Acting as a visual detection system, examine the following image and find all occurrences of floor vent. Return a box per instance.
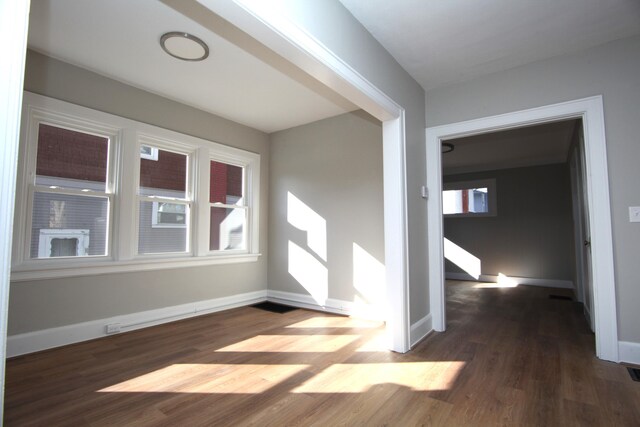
[252,301,299,314]
[549,294,572,301]
[628,367,640,382]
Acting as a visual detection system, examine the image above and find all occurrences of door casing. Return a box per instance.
[426,96,618,362]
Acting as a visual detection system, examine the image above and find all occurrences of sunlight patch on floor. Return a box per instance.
[292,361,466,393]
[473,273,519,288]
[355,332,388,352]
[285,316,383,329]
[215,334,360,352]
[98,363,308,394]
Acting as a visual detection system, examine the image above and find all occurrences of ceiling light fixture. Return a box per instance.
[442,142,455,154]
[160,32,209,62]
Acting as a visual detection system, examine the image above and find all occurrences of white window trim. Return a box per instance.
[11,92,261,282]
[443,178,497,218]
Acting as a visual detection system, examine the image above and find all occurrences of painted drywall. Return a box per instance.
[268,0,428,324]
[8,51,270,335]
[269,111,384,312]
[426,35,640,343]
[444,164,575,282]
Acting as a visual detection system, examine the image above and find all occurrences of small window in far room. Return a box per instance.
[443,179,496,217]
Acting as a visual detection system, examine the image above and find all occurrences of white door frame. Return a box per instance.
[183,0,411,352]
[426,96,619,362]
[0,0,31,419]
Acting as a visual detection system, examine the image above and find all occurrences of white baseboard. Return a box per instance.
[267,290,350,315]
[266,290,384,321]
[445,272,574,289]
[410,314,433,348]
[619,341,640,365]
[7,290,267,357]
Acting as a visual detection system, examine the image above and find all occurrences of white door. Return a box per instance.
[573,126,595,331]
[570,149,586,304]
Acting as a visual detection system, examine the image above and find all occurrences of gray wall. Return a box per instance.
[269,111,384,307]
[426,35,640,343]
[8,51,270,335]
[444,164,575,281]
[275,0,428,324]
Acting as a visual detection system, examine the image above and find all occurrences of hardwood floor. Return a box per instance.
[5,281,639,426]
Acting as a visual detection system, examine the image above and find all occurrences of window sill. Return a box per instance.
[10,253,261,282]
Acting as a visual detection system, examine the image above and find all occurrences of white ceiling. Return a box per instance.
[339,0,640,91]
[27,0,356,133]
[442,120,579,175]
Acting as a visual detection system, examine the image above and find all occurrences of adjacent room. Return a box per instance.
[441,120,598,330]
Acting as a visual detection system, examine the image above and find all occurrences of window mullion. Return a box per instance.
[195,147,210,256]
[115,128,138,261]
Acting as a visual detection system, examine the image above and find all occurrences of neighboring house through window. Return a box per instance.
[137,144,191,254]
[209,160,246,251]
[11,92,261,280]
[443,179,497,217]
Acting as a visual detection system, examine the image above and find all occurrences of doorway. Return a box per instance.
[438,118,594,330]
[426,96,619,362]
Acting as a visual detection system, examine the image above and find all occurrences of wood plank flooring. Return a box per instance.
[5,281,640,426]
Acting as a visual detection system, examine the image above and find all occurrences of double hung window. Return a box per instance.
[12,92,260,280]
[31,123,113,259]
[443,179,497,217]
[138,143,191,254]
[209,160,246,252]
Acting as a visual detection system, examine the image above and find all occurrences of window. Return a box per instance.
[209,160,246,251]
[443,179,496,217]
[137,144,191,254]
[30,123,113,259]
[12,92,261,280]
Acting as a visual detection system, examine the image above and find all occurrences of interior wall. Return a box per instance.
[426,35,640,343]
[8,51,270,335]
[268,111,384,311]
[269,0,428,325]
[444,163,575,282]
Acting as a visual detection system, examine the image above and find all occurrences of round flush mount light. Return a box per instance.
[160,32,209,62]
